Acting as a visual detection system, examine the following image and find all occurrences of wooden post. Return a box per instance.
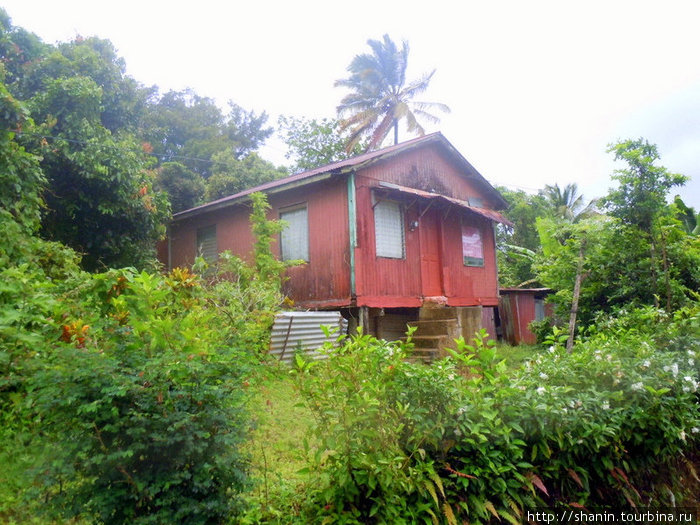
[359,306,369,334]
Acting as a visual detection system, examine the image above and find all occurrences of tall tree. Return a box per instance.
[154,162,205,213]
[335,34,450,152]
[540,183,585,221]
[604,139,687,232]
[28,75,169,271]
[278,115,365,172]
[603,139,688,309]
[141,90,272,177]
[204,152,287,201]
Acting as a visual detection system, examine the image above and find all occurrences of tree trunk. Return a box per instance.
[658,226,672,311]
[393,119,399,145]
[649,234,660,308]
[566,240,586,353]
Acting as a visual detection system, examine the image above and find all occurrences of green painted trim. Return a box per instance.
[347,171,357,295]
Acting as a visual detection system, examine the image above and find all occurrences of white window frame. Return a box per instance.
[280,204,309,262]
[374,199,405,259]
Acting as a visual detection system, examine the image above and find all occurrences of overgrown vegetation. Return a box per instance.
[289,311,699,524]
[1,9,699,524]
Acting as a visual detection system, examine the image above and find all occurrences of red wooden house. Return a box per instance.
[162,133,511,359]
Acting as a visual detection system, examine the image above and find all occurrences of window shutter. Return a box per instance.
[280,206,309,261]
[374,200,404,259]
[196,225,217,263]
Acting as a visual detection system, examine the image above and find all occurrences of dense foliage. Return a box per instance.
[277,115,366,173]
[0,117,286,524]
[294,310,699,523]
[0,10,288,269]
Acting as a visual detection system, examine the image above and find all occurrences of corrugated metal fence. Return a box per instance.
[269,311,348,363]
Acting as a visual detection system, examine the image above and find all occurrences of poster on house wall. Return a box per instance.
[462,225,484,266]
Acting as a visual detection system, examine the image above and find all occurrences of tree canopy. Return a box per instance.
[278,115,366,172]
[0,9,285,268]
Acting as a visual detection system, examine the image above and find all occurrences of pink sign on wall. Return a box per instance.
[462,225,484,266]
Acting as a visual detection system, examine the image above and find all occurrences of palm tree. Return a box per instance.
[335,34,450,152]
[540,183,596,222]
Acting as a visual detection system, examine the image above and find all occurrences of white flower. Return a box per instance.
[457,406,467,415]
[671,363,679,377]
[682,376,698,393]
[691,427,700,434]
[689,358,695,366]
[448,373,455,381]
[601,401,610,410]
[537,387,546,394]
[642,360,651,368]
[631,382,644,391]
[548,346,555,354]
[595,355,602,361]
[680,430,686,442]
[454,428,462,437]
[539,372,549,380]
[688,350,696,357]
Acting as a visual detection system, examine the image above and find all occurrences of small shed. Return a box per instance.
[498,288,553,345]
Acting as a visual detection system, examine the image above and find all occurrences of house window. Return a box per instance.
[535,298,545,321]
[462,224,484,267]
[374,199,405,259]
[280,205,309,261]
[196,225,217,263]
[469,197,483,208]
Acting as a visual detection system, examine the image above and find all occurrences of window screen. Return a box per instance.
[462,225,484,267]
[535,298,545,321]
[374,200,405,259]
[280,206,309,261]
[196,225,217,263]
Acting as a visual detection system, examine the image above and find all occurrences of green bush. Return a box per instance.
[23,268,252,524]
[294,327,462,523]
[294,312,699,524]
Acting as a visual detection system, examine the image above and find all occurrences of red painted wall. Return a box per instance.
[164,142,502,310]
[353,146,500,308]
[166,178,351,308]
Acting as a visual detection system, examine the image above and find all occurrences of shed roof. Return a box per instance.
[499,287,553,294]
[172,132,508,222]
[374,181,513,226]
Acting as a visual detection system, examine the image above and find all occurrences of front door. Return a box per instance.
[419,208,443,297]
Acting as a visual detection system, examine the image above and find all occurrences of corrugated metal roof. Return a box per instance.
[269,311,347,363]
[499,287,553,293]
[376,181,514,226]
[172,132,509,222]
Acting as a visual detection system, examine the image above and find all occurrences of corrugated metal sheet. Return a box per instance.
[269,311,347,363]
[376,181,513,226]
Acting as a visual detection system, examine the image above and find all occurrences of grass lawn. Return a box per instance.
[241,365,316,523]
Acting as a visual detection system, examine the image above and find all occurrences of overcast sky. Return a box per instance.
[3,0,699,208]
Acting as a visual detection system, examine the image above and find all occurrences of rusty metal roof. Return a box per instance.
[499,287,552,293]
[375,181,514,226]
[172,132,509,222]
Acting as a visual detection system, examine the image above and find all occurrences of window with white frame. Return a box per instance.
[196,225,217,263]
[374,199,405,259]
[280,205,309,261]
